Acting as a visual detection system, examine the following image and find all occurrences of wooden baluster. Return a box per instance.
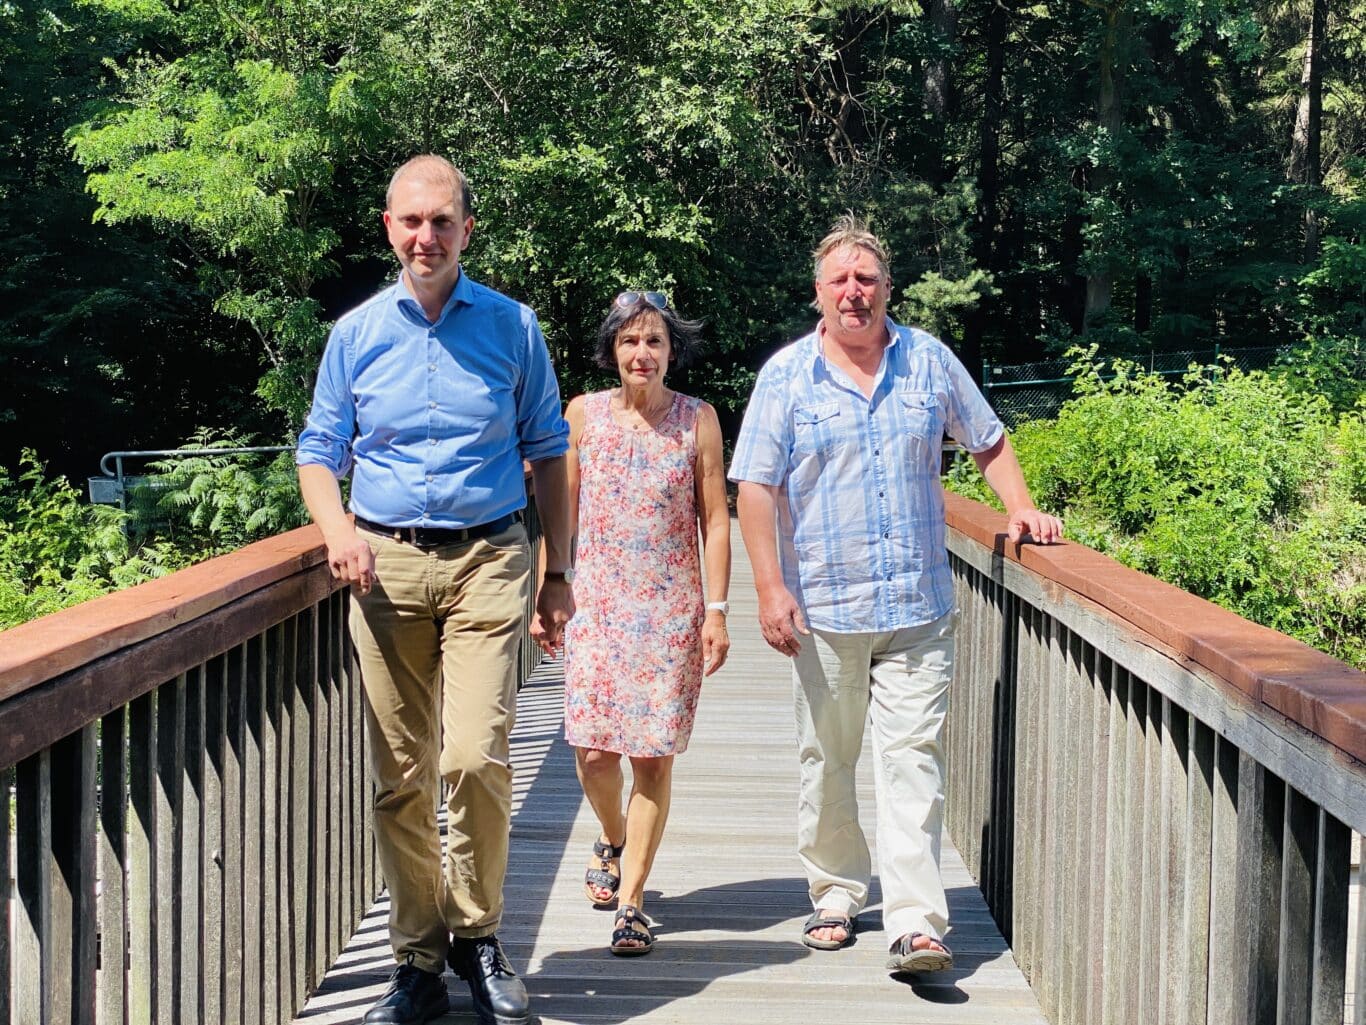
[1,766,11,1025]
[14,748,52,1024]
[241,635,265,1025]
[98,708,129,1025]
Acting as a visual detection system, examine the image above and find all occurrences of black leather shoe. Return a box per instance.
[363,959,449,1024]
[448,934,530,1025]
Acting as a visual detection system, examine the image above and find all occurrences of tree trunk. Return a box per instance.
[1289,0,1328,261]
[961,0,1007,380]
[924,0,958,122]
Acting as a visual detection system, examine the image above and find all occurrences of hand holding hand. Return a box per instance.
[534,577,575,655]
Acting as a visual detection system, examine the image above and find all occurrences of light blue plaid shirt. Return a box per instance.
[729,320,1003,633]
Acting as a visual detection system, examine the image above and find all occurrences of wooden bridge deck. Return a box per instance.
[291,550,1045,1025]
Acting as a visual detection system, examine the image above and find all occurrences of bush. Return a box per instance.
[949,355,1366,668]
[0,451,186,629]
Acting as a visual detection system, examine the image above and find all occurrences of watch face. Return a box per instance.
[561,567,576,584]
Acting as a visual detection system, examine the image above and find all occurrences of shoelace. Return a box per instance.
[472,938,514,977]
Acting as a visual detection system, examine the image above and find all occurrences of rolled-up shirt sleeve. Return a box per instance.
[295,325,356,478]
[515,309,570,462]
[941,348,1004,454]
[729,365,791,486]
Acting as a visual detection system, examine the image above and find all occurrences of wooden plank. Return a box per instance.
[14,749,52,1024]
[1238,755,1284,1025]
[262,622,285,1025]
[1207,736,1241,1025]
[1138,684,1161,1025]
[1,766,11,1025]
[1160,698,1190,1025]
[199,657,223,1025]
[0,565,338,771]
[50,723,98,1025]
[154,676,185,1025]
[1278,786,1318,1025]
[241,636,265,1025]
[97,707,128,1025]
[1179,718,1214,1025]
[181,665,207,1025]
[1083,648,1109,1025]
[1060,628,1085,1025]
[0,525,330,704]
[222,646,246,1025]
[292,607,317,1006]
[127,692,158,1024]
[1310,810,1349,1025]
[1037,613,1061,1015]
[1100,667,1132,1025]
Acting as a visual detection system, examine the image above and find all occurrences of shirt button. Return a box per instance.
[874,448,881,456]
[883,532,890,539]
[428,438,436,446]
[428,363,436,372]
[426,474,434,482]
[878,492,885,498]
[429,401,437,409]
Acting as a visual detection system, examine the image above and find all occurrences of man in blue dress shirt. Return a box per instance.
[297,155,575,1025]
[730,215,1062,977]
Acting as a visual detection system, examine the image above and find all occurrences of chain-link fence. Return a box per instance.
[982,345,1293,428]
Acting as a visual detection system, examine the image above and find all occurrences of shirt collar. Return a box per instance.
[806,316,904,374]
[393,268,477,324]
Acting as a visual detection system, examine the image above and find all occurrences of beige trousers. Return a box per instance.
[791,611,956,944]
[351,522,530,973]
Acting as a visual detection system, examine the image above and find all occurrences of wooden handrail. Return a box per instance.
[944,492,1366,765]
[0,525,330,704]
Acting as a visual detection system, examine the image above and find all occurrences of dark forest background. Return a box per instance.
[2,0,1362,483]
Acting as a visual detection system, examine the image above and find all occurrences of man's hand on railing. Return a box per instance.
[324,526,377,595]
[1005,507,1064,546]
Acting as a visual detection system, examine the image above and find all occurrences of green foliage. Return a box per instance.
[0,452,185,628]
[948,360,1366,667]
[142,430,309,551]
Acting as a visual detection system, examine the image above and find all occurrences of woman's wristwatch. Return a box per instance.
[545,567,575,583]
[705,601,729,615]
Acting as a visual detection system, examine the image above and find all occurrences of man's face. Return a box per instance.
[383,176,473,293]
[814,245,891,340]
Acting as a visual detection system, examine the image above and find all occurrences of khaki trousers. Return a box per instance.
[791,611,956,944]
[351,522,530,973]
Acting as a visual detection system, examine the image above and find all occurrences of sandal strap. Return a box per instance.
[899,932,950,955]
[803,910,853,935]
[585,868,621,891]
[612,905,652,943]
[592,838,625,859]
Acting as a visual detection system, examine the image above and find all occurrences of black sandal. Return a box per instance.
[610,904,654,956]
[886,931,953,973]
[801,909,855,950]
[583,837,624,908]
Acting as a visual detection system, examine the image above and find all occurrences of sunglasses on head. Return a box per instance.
[613,291,670,312]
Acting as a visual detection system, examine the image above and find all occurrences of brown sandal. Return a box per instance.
[886,932,953,973]
[583,837,624,908]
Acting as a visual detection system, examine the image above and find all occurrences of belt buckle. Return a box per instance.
[401,526,421,546]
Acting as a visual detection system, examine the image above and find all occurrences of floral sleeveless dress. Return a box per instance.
[564,390,705,756]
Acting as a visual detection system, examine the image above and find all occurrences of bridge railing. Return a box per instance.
[0,501,542,1025]
[943,492,1364,1025]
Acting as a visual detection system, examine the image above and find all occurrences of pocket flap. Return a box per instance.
[794,402,840,426]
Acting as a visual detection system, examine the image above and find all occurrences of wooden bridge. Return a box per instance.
[1,494,1362,1024]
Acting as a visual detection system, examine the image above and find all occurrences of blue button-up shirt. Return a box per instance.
[729,320,1003,633]
[296,272,569,528]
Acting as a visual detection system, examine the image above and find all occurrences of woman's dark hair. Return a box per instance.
[594,298,704,372]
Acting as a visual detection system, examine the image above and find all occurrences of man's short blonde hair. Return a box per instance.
[811,214,891,281]
[386,155,473,219]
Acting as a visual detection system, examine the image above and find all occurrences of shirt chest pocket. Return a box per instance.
[899,391,943,447]
[792,401,843,455]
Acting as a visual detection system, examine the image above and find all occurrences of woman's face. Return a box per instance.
[614,310,671,388]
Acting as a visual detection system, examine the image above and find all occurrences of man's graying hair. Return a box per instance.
[811,214,891,281]
[386,155,474,219]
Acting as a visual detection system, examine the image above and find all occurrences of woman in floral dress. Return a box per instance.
[534,291,731,955]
